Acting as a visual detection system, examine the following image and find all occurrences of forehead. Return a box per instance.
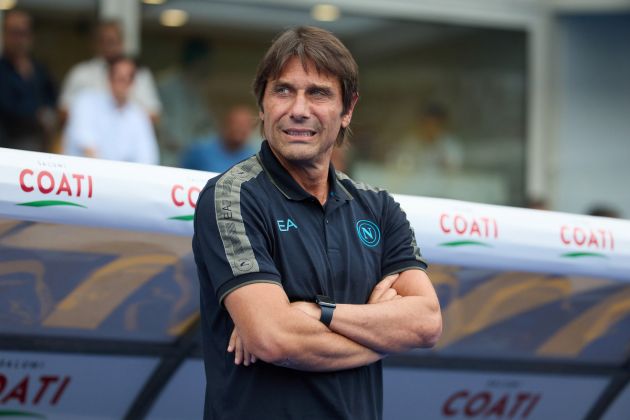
[272,56,340,89]
[111,61,135,76]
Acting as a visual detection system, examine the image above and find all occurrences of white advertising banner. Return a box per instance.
[383,367,609,420]
[1,148,629,280]
[0,350,157,420]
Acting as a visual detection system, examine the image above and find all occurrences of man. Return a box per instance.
[181,105,256,173]
[0,9,57,152]
[59,20,161,122]
[63,57,159,165]
[193,26,442,420]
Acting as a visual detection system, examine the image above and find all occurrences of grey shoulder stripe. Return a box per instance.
[335,170,381,193]
[215,156,264,277]
[409,226,424,262]
[393,193,423,262]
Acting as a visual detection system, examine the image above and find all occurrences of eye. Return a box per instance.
[310,88,330,97]
[274,86,291,95]
[308,87,333,101]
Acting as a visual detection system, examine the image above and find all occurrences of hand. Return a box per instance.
[227,327,256,366]
[368,274,403,304]
[290,301,320,320]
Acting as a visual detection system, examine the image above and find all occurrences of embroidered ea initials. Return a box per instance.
[277,218,298,232]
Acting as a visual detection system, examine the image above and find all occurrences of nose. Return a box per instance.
[290,92,310,121]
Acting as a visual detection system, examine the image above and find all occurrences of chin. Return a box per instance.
[281,148,320,163]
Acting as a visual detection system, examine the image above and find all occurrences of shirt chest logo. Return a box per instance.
[356,219,381,247]
[277,218,298,232]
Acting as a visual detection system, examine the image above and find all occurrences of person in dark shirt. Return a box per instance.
[0,9,57,152]
[192,26,442,419]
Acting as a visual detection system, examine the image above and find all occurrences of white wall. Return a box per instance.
[551,14,630,217]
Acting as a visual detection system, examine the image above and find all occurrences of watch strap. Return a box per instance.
[319,304,334,327]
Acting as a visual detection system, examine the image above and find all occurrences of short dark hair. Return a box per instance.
[253,26,359,145]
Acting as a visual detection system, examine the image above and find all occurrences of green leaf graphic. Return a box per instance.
[0,409,46,418]
[17,200,86,208]
[561,252,607,259]
[169,215,194,221]
[439,240,492,248]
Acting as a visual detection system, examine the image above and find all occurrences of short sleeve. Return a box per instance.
[193,177,281,306]
[381,193,427,276]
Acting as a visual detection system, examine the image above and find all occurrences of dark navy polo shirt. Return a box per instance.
[193,140,427,420]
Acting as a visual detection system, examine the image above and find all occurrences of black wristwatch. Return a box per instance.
[315,295,336,327]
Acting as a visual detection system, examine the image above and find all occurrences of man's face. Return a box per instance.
[3,12,32,57]
[97,25,123,62]
[109,60,135,105]
[260,56,355,165]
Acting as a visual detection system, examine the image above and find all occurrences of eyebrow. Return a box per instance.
[272,80,335,94]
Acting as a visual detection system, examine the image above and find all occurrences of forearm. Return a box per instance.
[331,296,441,354]
[227,286,385,371]
[257,307,384,371]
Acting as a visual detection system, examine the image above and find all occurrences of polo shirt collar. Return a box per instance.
[257,140,353,203]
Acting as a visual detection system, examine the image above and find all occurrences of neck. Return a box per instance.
[112,95,127,108]
[271,148,332,205]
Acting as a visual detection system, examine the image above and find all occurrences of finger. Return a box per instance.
[368,279,392,303]
[227,328,237,352]
[380,274,400,288]
[251,355,257,364]
[379,288,398,302]
[395,294,403,299]
[243,345,251,367]
[234,333,243,365]
[369,274,400,303]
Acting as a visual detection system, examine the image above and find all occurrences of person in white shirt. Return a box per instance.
[59,20,161,122]
[63,57,159,165]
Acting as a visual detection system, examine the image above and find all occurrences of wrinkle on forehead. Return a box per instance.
[268,53,334,82]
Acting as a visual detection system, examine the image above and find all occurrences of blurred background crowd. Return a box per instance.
[0,0,628,218]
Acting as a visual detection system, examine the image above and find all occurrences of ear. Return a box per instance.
[341,93,359,128]
[259,109,264,121]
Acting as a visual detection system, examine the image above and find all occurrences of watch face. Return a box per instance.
[316,295,335,307]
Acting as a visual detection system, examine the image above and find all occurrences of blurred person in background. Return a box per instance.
[587,204,621,219]
[63,56,158,165]
[59,20,161,123]
[180,105,256,173]
[525,196,548,211]
[0,9,57,152]
[388,102,463,174]
[158,38,217,167]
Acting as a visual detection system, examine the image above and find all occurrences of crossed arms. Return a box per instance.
[223,268,442,371]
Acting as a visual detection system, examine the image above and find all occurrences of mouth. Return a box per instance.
[282,128,317,138]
